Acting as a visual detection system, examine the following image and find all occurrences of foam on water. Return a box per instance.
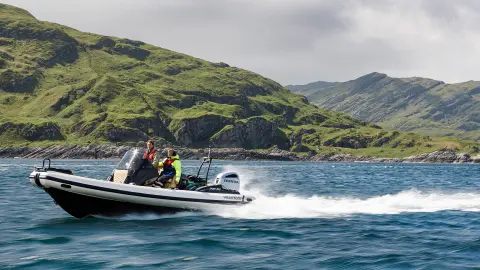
[211,190,480,219]
[209,165,480,219]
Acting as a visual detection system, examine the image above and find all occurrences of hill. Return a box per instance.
[287,73,480,142]
[0,4,478,158]
[285,81,339,97]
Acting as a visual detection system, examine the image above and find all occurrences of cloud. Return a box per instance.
[1,0,479,84]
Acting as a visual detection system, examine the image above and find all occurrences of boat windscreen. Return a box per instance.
[116,148,145,171]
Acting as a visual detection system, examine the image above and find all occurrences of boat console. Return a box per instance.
[109,149,158,186]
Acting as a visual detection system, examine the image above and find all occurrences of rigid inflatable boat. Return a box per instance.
[29,149,254,218]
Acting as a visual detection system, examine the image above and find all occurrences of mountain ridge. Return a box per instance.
[286,80,339,97]
[287,72,480,141]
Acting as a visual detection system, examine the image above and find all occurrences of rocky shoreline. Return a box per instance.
[0,145,479,163]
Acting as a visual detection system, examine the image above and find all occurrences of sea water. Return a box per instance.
[0,159,479,269]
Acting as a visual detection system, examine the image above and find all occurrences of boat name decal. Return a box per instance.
[223,179,239,183]
[223,196,242,200]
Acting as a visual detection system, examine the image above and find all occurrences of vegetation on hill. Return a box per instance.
[286,81,339,97]
[0,4,478,157]
[287,72,480,142]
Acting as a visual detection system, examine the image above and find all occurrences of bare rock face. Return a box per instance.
[0,121,63,140]
[211,117,290,149]
[0,69,40,93]
[454,153,471,163]
[173,115,233,146]
[402,150,473,163]
[403,149,467,163]
[113,43,150,61]
[121,116,174,142]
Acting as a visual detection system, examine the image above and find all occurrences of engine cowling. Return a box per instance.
[214,172,240,192]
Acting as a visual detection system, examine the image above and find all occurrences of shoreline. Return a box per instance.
[0,145,479,164]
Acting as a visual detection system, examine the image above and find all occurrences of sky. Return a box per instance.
[1,0,480,85]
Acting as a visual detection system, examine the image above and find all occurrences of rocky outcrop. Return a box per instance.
[93,37,116,49]
[311,154,374,162]
[309,149,475,163]
[211,117,290,149]
[288,128,317,152]
[0,122,63,140]
[172,115,233,146]
[211,62,229,68]
[401,149,471,163]
[43,42,79,67]
[121,116,175,142]
[113,43,150,61]
[0,69,40,93]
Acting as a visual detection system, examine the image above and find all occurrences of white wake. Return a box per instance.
[208,165,480,219]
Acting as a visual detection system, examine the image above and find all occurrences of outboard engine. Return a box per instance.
[195,171,241,193]
[214,172,240,192]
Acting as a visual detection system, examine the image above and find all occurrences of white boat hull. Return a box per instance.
[29,171,253,218]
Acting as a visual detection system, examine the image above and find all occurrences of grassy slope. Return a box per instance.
[0,4,478,157]
[285,81,339,97]
[288,73,480,142]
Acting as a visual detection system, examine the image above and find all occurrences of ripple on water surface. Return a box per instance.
[0,159,479,269]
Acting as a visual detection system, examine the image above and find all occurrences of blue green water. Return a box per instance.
[1,159,479,269]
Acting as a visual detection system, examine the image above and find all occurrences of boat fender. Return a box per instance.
[34,173,43,187]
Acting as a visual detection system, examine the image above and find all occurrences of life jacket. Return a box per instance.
[162,157,178,177]
[143,148,157,161]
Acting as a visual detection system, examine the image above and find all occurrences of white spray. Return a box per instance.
[210,165,480,220]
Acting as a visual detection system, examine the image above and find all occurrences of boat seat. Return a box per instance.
[113,170,128,184]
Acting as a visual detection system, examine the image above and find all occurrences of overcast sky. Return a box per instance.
[1,0,480,85]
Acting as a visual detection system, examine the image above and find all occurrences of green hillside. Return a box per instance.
[0,4,478,157]
[286,81,339,97]
[288,72,480,142]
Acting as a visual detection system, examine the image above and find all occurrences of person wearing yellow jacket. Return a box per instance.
[156,148,181,188]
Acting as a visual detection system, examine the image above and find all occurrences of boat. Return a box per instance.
[28,148,255,218]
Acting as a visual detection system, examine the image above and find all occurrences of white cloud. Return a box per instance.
[1,0,479,84]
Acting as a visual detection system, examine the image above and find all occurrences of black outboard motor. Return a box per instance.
[111,148,158,185]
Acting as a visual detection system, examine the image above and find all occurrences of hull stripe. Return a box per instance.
[44,175,243,205]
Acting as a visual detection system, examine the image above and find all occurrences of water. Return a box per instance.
[1,159,479,269]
